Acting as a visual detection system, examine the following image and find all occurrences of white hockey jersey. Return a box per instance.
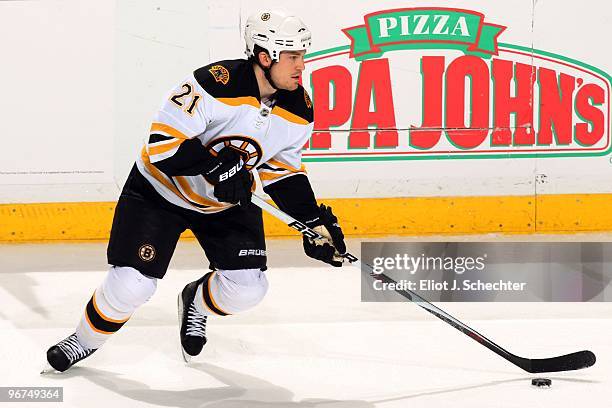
[136,59,314,214]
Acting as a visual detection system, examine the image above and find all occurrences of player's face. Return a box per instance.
[270,50,306,91]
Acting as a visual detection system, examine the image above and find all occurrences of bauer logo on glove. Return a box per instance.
[203,147,253,206]
[218,160,244,182]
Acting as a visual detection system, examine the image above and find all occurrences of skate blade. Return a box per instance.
[181,348,192,363]
[40,363,55,375]
[177,293,191,363]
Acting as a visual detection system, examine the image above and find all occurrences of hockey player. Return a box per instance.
[45,9,346,372]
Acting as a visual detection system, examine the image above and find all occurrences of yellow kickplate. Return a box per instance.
[1,193,611,242]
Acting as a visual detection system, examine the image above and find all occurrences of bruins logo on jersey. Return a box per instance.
[261,13,270,21]
[206,136,263,171]
[304,90,312,109]
[209,65,230,85]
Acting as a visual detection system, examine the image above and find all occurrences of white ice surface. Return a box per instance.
[0,238,611,407]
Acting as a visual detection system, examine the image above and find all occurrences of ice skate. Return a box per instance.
[178,279,208,362]
[45,333,97,373]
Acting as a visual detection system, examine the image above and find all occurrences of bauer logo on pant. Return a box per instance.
[138,244,156,262]
[238,249,266,256]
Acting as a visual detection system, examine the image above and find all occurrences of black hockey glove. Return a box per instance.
[203,147,253,206]
[303,204,346,267]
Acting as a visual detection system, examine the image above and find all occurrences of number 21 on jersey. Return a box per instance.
[169,83,201,116]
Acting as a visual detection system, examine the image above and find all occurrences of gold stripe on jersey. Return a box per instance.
[148,138,185,156]
[259,172,292,181]
[141,147,187,199]
[266,159,306,173]
[271,106,310,125]
[150,122,190,140]
[142,147,220,209]
[174,176,223,207]
[216,96,260,109]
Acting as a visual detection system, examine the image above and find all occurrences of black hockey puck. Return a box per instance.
[531,378,552,387]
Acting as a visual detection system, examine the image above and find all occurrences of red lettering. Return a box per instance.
[575,83,606,146]
[445,56,490,149]
[349,58,398,148]
[538,68,575,145]
[491,59,535,146]
[311,65,353,149]
[411,56,445,149]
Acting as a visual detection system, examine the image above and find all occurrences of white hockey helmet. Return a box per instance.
[244,9,312,61]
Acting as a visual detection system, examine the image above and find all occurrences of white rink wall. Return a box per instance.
[0,0,611,204]
[0,1,116,203]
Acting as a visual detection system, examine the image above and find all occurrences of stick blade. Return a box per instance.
[523,350,596,373]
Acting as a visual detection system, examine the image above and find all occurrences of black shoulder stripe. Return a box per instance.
[276,85,314,123]
[193,59,259,99]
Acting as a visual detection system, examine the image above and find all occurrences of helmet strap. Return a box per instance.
[252,45,279,90]
[262,62,278,90]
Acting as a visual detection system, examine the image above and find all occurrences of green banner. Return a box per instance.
[342,8,506,60]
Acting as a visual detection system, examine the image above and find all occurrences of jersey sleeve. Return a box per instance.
[257,122,313,187]
[146,75,215,176]
[260,122,320,223]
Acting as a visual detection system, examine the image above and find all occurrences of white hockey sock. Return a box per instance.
[193,269,268,316]
[76,266,157,349]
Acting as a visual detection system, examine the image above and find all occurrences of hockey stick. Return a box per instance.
[251,194,596,373]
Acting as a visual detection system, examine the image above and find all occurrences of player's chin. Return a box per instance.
[279,82,299,91]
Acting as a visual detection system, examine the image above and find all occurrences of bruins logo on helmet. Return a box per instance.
[209,65,230,85]
[206,136,263,171]
[261,12,270,21]
[304,90,312,109]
